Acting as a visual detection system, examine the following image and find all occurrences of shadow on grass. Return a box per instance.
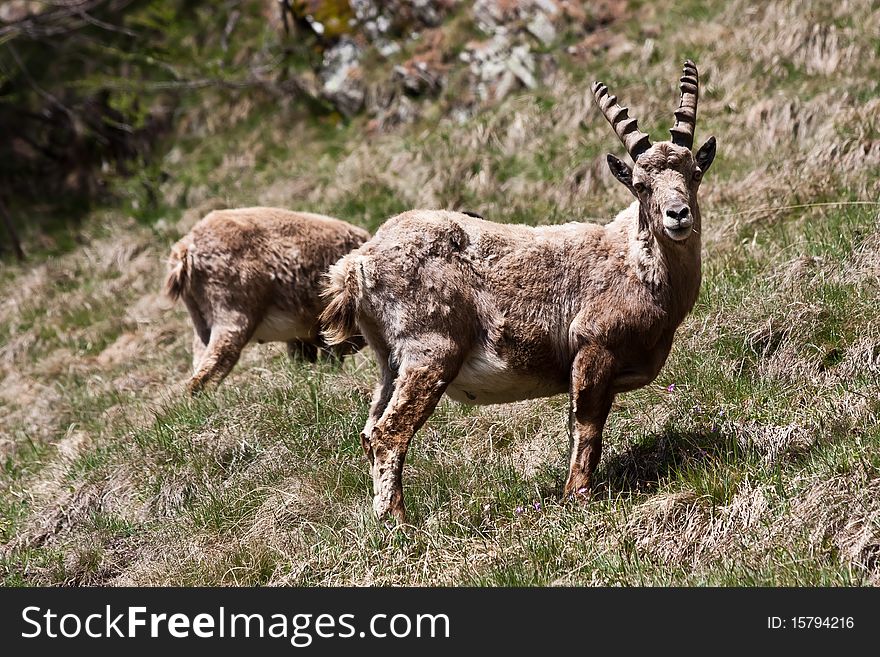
[595,429,762,497]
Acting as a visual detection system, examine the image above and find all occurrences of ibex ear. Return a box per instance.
[606,154,636,196]
[695,136,716,173]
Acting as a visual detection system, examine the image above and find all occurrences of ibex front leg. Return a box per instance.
[564,346,614,498]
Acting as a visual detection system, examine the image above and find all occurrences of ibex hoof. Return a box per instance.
[372,496,406,525]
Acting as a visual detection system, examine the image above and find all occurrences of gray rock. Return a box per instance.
[507,45,538,88]
[526,11,556,46]
[462,33,539,101]
[320,37,365,117]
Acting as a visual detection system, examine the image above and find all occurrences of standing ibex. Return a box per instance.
[165,207,369,394]
[321,61,716,522]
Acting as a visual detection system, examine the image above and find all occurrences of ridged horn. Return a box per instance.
[670,59,699,149]
[591,80,651,160]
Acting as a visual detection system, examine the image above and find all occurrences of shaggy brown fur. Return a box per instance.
[166,207,369,394]
[321,62,717,522]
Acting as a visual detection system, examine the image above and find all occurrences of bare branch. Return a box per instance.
[75,10,139,38]
[0,0,137,43]
[221,9,241,53]
[5,43,77,123]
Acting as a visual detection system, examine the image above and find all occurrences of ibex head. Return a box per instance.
[592,60,716,243]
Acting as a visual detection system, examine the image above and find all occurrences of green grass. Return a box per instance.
[328,182,412,233]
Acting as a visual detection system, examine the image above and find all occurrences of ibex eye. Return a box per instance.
[693,169,703,181]
[634,181,647,193]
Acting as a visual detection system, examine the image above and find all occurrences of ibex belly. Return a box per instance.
[252,307,314,343]
[446,345,567,405]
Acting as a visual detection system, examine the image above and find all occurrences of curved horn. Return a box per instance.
[670,59,699,149]
[591,81,651,160]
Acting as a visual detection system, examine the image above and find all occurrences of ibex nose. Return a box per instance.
[665,205,690,221]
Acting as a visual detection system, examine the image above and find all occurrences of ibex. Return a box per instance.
[321,61,716,522]
[165,207,370,394]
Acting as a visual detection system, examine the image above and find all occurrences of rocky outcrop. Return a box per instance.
[276,0,618,121]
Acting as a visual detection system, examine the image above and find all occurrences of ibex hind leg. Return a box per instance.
[183,295,210,373]
[192,328,208,373]
[362,358,397,460]
[186,311,256,395]
[365,341,462,523]
[286,339,318,363]
[317,334,365,364]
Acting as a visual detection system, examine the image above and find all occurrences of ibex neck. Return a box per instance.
[629,207,702,325]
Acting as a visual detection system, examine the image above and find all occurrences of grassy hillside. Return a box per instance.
[1,0,879,585]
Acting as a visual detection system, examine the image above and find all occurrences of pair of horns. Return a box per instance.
[591,59,699,159]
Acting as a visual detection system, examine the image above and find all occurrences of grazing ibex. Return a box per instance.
[321,61,716,522]
[165,207,369,394]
